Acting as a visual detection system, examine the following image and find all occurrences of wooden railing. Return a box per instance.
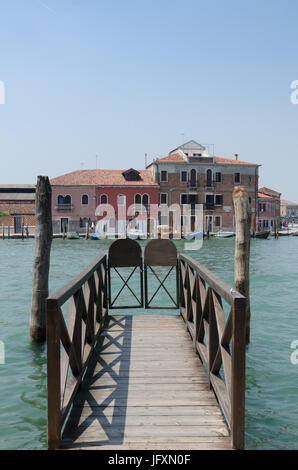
[46,254,107,450]
[179,254,246,450]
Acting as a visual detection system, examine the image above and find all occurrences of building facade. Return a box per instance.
[0,185,35,234]
[257,186,281,231]
[147,140,260,232]
[280,200,298,221]
[50,168,159,234]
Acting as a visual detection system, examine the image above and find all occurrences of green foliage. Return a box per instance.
[0,211,10,216]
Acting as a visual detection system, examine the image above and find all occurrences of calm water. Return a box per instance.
[0,236,298,449]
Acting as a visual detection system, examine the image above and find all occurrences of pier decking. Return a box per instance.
[61,314,231,450]
[46,240,246,450]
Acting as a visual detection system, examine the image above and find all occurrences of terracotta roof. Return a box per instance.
[50,169,158,187]
[258,192,272,199]
[154,153,258,165]
[0,202,35,215]
[258,186,281,197]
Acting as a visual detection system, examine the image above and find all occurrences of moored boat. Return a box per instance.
[66,232,80,240]
[254,230,270,239]
[214,230,235,238]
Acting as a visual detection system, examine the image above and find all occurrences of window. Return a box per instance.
[215,195,223,206]
[64,195,71,205]
[206,169,212,187]
[142,194,149,211]
[181,171,187,182]
[57,195,64,205]
[100,194,108,204]
[160,193,168,205]
[234,172,241,184]
[215,216,221,227]
[249,197,252,204]
[193,153,202,157]
[117,194,126,206]
[181,194,188,204]
[82,194,89,205]
[215,172,222,183]
[135,194,141,205]
[190,169,197,186]
[160,171,168,182]
[248,176,252,184]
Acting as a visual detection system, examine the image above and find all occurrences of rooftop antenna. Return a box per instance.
[145,153,147,168]
[95,155,98,169]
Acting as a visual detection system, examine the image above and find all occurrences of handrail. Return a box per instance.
[179,253,246,450]
[46,254,108,449]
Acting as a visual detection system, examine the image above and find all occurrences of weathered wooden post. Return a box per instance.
[85,222,89,240]
[233,186,251,345]
[30,176,53,342]
[8,224,10,239]
[2,224,4,240]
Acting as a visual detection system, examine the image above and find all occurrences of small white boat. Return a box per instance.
[126,228,147,240]
[214,231,235,238]
[184,230,203,240]
[66,232,80,240]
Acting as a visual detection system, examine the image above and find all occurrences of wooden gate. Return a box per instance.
[108,239,143,309]
[108,239,179,310]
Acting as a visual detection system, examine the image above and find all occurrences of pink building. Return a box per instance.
[50,168,159,234]
[257,187,281,231]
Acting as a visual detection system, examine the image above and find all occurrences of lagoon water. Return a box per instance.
[1,236,298,449]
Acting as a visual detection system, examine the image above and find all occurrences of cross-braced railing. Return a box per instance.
[179,254,246,450]
[46,254,107,450]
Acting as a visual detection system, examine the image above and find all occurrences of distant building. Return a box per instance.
[281,200,298,220]
[257,187,281,231]
[0,185,35,233]
[50,168,159,234]
[147,140,260,232]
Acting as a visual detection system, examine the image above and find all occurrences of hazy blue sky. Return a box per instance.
[1,0,298,200]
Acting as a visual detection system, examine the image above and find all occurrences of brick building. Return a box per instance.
[147,140,260,232]
[50,168,159,234]
[257,186,281,231]
[0,185,35,234]
[280,200,298,221]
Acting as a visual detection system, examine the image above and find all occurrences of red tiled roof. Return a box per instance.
[0,202,35,215]
[50,169,158,187]
[155,153,258,165]
[258,192,272,199]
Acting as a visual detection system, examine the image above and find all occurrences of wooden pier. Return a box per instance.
[46,239,246,450]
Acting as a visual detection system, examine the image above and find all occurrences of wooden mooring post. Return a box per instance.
[30,176,53,342]
[233,186,251,345]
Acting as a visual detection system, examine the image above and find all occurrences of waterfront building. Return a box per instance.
[280,199,298,222]
[257,187,281,231]
[50,168,159,234]
[0,184,35,234]
[147,140,260,232]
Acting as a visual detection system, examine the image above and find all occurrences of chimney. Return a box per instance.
[234,153,238,161]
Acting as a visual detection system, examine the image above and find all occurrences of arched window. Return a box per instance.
[117,194,126,206]
[135,194,141,205]
[100,194,108,204]
[64,195,72,205]
[57,195,64,205]
[190,169,196,186]
[206,169,212,187]
[82,194,89,205]
[142,194,149,211]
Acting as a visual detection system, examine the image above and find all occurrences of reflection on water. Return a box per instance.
[0,237,298,449]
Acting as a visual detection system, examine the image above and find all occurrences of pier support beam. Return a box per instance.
[30,176,53,342]
[233,186,251,345]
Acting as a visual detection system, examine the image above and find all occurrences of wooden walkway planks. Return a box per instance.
[61,315,232,450]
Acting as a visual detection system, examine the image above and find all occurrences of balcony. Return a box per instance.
[55,204,73,211]
[187,181,198,189]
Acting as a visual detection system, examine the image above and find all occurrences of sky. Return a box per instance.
[0,0,298,200]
